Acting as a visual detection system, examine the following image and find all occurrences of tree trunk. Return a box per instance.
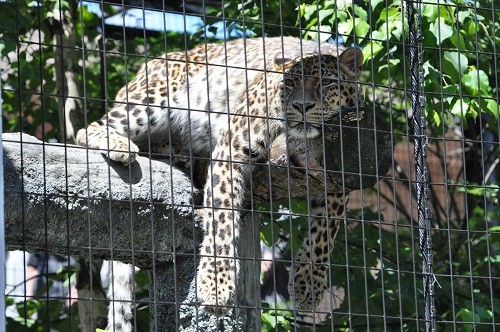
[52,1,83,143]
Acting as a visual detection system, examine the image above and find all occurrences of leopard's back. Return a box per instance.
[82,37,349,157]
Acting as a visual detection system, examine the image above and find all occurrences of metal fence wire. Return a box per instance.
[1,0,499,331]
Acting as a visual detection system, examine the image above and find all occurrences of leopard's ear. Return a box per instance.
[273,53,297,71]
[338,47,364,78]
[274,45,313,70]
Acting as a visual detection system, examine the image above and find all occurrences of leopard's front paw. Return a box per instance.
[196,257,236,315]
[100,136,139,166]
[288,260,328,311]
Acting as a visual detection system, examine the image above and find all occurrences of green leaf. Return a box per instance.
[468,100,480,120]
[389,58,400,66]
[16,299,42,319]
[450,31,466,49]
[318,9,334,23]
[430,19,453,45]
[486,99,499,119]
[423,0,439,22]
[427,108,442,126]
[450,99,469,118]
[442,84,458,103]
[304,17,318,29]
[423,61,441,81]
[337,10,348,21]
[378,7,400,23]
[457,9,470,24]
[362,41,383,61]
[463,186,488,196]
[378,58,400,73]
[462,69,490,96]
[456,308,480,332]
[353,4,368,20]
[260,222,280,246]
[473,304,493,320]
[5,297,15,307]
[354,19,370,38]
[443,51,468,75]
[301,4,317,21]
[261,313,277,329]
[391,20,404,39]
[298,3,306,18]
[306,25,332,43]
[12,315,37,327]
[439,6,454,23]
[371,29,387,41]
[338,19,353,36]
[370,0,384,10]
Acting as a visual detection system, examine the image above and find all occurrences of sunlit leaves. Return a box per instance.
[371,0,384,10]
[337,20,353,36]
[261,303,292,332]
[355,19,370,39]
[456,302,494,332]
[462,69,491,96]
[378,6,400,23]
[363,40,383,60]
[299,0,373,44]
[450,98,470,118]
[486,99,499,119]
[443,51,468,76]
[429,19,454,45]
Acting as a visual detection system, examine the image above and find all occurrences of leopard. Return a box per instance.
[76,36,363,329]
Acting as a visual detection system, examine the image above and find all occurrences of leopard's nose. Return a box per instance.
[292,101,315,112]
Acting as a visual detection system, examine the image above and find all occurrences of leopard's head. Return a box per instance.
[275,47,364,139]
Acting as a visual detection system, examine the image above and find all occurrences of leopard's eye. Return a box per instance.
[320,78,338,88]
[284,78,295,89]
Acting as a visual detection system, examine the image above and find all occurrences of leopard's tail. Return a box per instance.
[107,261,134,332]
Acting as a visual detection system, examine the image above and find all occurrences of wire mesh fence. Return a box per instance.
[1,0,499,331]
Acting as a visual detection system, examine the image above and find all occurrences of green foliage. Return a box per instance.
[201,0,301,37]
[261,302,294,331]
[259,198,310,252]
[5,268,79,332]
[6,299,79,332]
[297,0,499,136]
[0,1,191,140]
[259,198,499,330]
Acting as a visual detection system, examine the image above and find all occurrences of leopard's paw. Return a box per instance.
[196,257,236,315]
[100,136,139,166]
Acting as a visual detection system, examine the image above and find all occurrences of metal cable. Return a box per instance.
[406,1,436,331]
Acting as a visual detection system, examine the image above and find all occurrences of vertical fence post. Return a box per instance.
[406,1,437,331]
[0,80,6,332]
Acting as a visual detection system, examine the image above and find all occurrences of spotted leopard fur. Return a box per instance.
[76,36,363,328]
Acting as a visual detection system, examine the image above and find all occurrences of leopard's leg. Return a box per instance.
[289,191,349,311]
[106,261,134,332]
[196,115,272,315]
